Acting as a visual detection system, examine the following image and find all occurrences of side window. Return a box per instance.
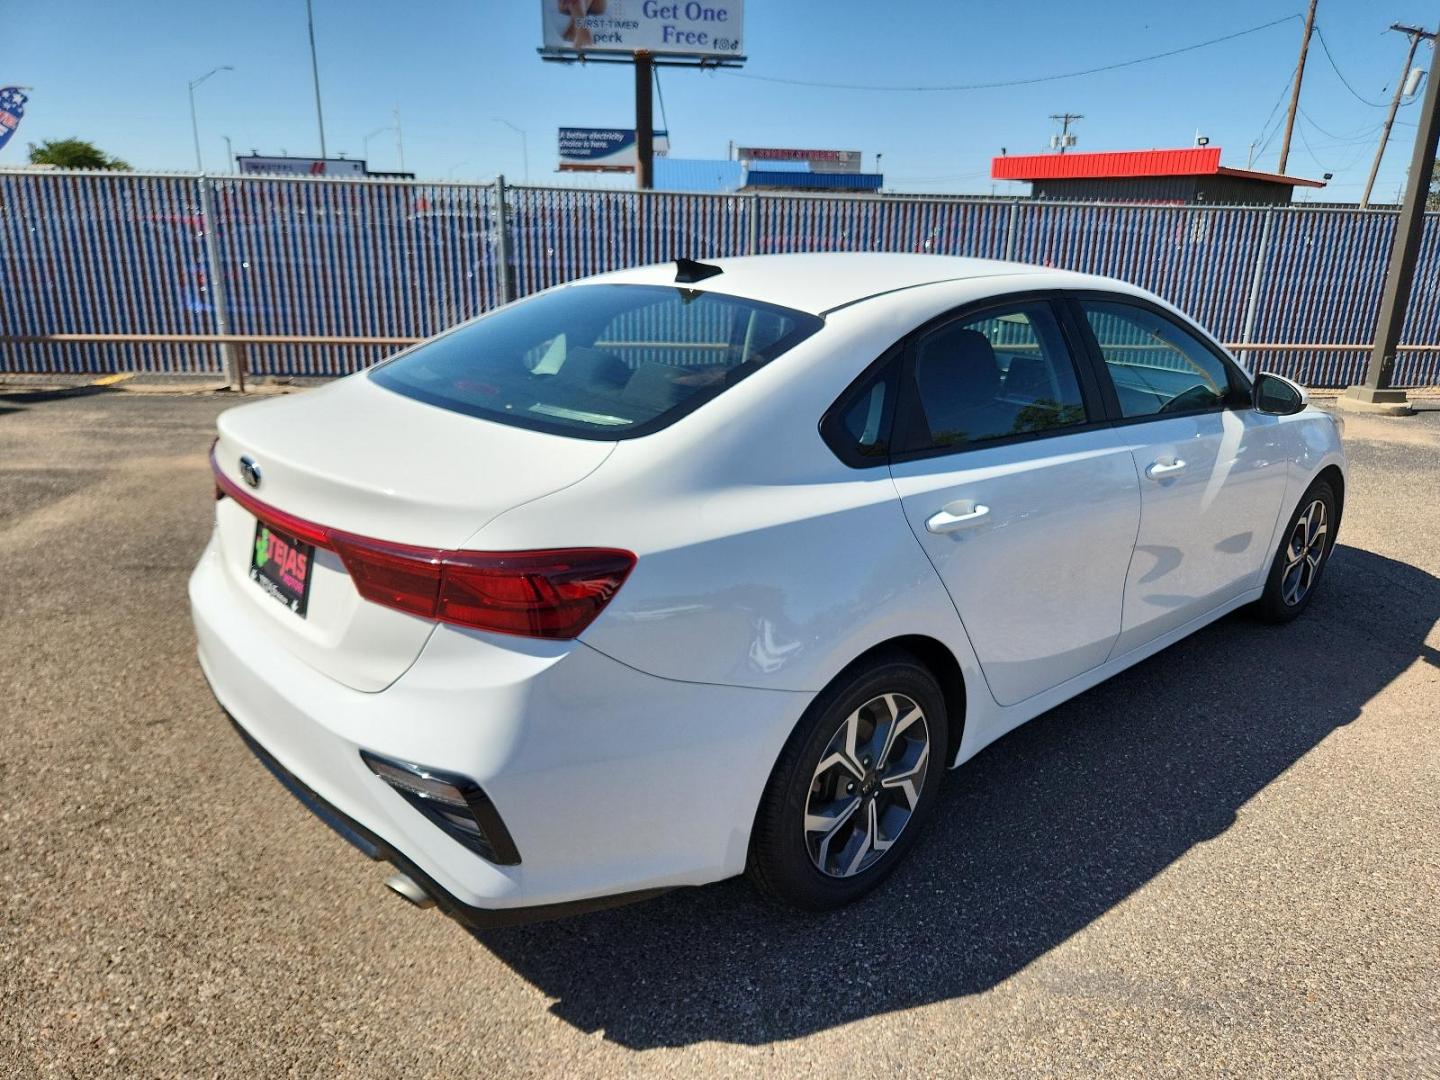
[1080,301,1235,419]
[822,350,900,466]
[904,302,1088,452]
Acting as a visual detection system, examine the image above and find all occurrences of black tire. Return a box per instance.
[1254,478,1338,624]
[747,650,950,911]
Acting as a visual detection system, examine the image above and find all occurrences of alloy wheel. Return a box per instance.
[803,692,931,878]
[1282,498,1328,606]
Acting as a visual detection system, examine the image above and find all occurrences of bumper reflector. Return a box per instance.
[360,751,521,866]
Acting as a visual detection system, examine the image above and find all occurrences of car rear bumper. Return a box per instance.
[221,711,670,927]
[189,532,807,919]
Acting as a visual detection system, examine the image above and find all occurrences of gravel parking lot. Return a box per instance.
[2,389,1436,1077]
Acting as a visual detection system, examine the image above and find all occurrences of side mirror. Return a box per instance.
[1253,372,1306,416]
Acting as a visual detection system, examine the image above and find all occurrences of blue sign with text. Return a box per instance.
[557,127,669,172]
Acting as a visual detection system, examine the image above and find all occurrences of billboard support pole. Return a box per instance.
[1341,28,1440,415]
[635,51,654,190]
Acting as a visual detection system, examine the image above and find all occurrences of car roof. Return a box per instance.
[585,252,1140,315]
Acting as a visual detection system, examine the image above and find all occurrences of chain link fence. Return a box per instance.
[3,169,1438,386]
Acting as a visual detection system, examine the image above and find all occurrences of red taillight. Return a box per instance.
[437,549,636,638]
[332,535,444,620]
[211,447,634,639]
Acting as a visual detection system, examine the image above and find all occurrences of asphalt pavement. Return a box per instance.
[1,389,1436,1077]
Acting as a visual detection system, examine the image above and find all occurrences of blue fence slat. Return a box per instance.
[0,171,214,373]
[1,171,1438,386]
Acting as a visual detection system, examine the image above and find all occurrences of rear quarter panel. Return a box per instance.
[457,290,995,710]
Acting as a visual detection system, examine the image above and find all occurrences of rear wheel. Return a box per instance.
[1255,479,1337,623]
[747,652,949,910]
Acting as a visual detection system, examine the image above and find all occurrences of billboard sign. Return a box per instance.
[737,147,862,174]
[558,127,670,172]
[540,1,743,59]
[0,87,29,154]
[236,155,367,177]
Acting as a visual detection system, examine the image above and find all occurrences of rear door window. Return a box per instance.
[900,302,1090,452]
[371,284,823,439]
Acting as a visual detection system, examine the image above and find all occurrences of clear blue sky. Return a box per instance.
[6,0,1437,200]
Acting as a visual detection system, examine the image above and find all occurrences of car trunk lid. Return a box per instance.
[209,374,614,691]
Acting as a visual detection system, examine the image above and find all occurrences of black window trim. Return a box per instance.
[1059,291,1254,427]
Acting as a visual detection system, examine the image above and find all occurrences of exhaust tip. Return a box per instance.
[384,871,435,909]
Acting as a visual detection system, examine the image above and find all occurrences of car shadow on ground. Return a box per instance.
[474,543,1438,1048]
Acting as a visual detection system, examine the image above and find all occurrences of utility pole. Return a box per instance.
[305,0,328,158]
[635,51,655,189]
[1277,0,1318,175]
[1049,112,1083,153]
[1341,24,1440,415]
[1360,24,1435,208]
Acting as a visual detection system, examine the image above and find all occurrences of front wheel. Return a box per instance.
[747,652,949,910]
[1254,479,1337,623]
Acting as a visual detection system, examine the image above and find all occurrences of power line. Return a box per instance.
[1294,115,1328,171]
[653,65,671,140]
[1252,64,1301,164]
[723,14,1300,92]
[1298,106,1383,143]
[1312,25,1389,107]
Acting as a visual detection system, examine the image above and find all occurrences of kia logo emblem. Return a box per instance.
[239,456,263,488]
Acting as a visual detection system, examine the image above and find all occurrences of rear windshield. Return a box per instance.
[370,284,824,439]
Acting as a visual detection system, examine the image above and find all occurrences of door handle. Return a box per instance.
[1145,459,1187,480]
[926,503,990,534]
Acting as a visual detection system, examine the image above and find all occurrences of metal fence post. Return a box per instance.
[748,192,761,255]
[1239,207,1276,371]
[1003,201,1019,262]
[196,175,240,387]
[493,174,515,304]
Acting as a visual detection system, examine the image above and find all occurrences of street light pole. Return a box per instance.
[492,118,530,183]
[305,0,328,158]
[187,65,234,172]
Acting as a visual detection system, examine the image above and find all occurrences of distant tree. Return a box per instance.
[1430,158,1439,211]
[27,138,129,170]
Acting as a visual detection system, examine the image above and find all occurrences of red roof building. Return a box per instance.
[991,147,1326,205]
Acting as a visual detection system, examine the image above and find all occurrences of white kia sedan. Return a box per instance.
[191,254,1346,923]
